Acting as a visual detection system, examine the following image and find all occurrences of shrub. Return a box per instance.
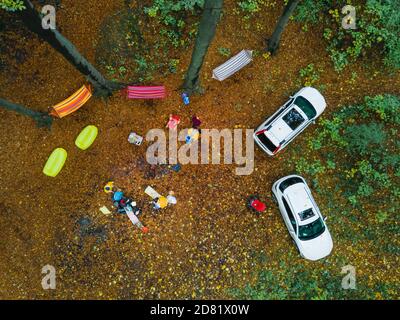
[343,123,386,156]
[291,95,400,254]
[364,94,400,124]
[238,0,262,14]
[0,0,25,11]
[217,47,231,57]
[230,262,395,299]
[294,0,400,71]
[298,63,320,87]
[293,0,327,24]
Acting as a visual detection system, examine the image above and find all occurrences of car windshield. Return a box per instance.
[256,133,277,152]
[282,108,305,130]
[279,177,303,192]
[294,96,317,119]
[298,217,325,240]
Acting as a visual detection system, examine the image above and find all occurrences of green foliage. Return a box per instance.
[366,0,400,69]
[217,47,231,57]
[298,63,320,87]
[97,6,192,83]
[376,211,388,223]
[97,0,203,82]
[364,94,400,124]
[294,0,400,71]
[230,262,395,299]
[144,0,204,20]
[296,158,326,176]
[313,95,399,202]
[238,0,262,14]
[144,0,203,48]
[297,94,400,257]
[236,0,266,28]
[0,0,25,11]
[293,0,327,24]
[343,123,386,156]
[168,58,180,73]
[98,0,217,83]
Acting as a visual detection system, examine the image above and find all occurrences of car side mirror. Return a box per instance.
[312,119,316,124]
[324,216,328,221]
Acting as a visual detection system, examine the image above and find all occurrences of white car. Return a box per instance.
[254,87,326,156]
[272,175,333,261]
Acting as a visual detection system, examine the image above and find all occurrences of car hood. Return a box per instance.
[298,229,333,261]
[299,87,326,116]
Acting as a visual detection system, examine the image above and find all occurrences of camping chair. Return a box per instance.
[212,50,253,81]
[144,186,162,199]
[49,85,92,118]
[124,86,166,99]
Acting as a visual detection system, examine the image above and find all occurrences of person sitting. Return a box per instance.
[185,128,200,144]
[166,115,181,130]
[152,196,168,210]
[112,191,140,216]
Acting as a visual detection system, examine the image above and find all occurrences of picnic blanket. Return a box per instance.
[125,86,166,99]
[212,50,253,81]
[49,85,92,118]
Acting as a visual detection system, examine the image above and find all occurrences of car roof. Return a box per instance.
[284,183,319,226]
[267,106,307,143]
[268,117,293,142]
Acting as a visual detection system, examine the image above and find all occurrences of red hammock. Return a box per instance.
[125,86,166,99]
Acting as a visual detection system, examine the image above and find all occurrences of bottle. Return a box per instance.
[182,92,190,105]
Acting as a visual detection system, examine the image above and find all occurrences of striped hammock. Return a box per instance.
[125,86,166,99]
[212,50,253,81]
[49,85,92,118]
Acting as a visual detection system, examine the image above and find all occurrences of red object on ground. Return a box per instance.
[251,199,266,212]
[141,227,149,233]
[126,86,166,99]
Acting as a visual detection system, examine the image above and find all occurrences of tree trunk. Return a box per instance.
[183,0,224,95]
[18,0,123,97]
[266,0,300,55]
[0,98,53,128]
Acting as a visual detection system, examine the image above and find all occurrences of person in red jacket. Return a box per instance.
[247,195,266,213]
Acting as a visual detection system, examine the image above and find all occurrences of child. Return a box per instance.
[166,115,181,130]
[152,196,169,210]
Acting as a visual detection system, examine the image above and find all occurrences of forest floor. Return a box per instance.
[0,0,399,299]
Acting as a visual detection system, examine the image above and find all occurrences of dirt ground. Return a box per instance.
[0,0,399,299]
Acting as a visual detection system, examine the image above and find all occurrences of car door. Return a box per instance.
[281,197,297,238]
[282,119,310,148]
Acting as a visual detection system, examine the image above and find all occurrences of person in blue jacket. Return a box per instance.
[112,191,141,216]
